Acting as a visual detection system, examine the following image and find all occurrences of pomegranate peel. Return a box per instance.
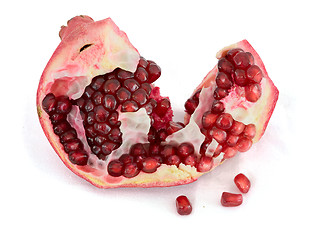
[37,16,278,188]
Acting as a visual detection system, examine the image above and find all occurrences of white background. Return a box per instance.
[1,0,319,239]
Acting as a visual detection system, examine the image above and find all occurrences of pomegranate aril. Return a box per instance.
[196,156,213,172]
[94,123,111,135]
[247,65,263,83]
[141,157,161,173]
[69,150,88,166]
[124,79,140,92]
[211,100,225,114]
[105,72,117,80]
[192,89,202,101]
[84,99,94,112]
[226,135,239,147]
[107,160,123,177]
[63,139,83,153]
[101,142,118,155]
[92,91,103,105]
[138,57,148,68]
[103,95,117,111]
[122,162,140,178]
[55,96,72,114]
[232,52,251,69]
[236,137,252,152]
[94,105,109,122]
[94,135,107,146]
[176,196,192,215]
[160,145,177,159]
[108,128,122,142]
[134,67,148,83]
[141,83,152,95]
[213,88,228,100]
[208,128,227,144]
[117,69,134,80]
[132,89,148,106]
[165,155,181,166]
[122,100,139,112]
[223,147,237,159]
[60,129,77,143]
[86,112,95,125]
[149,143,161,155]
[245,83,262,102]
[218,58,234,74]
[53,121,71,136]
[226,48,244,61]
[221,192,243,207]
[83,86,95,98]
[177,142,194,158]
[146,63,161,83]
[215,113,233,130]
[234,69,248,86]
[246,52,254,65]
[216,72,233,89]
[202,111,218,129]
[91,76,105,90]
[185,98,198,115]
[154,98,170,117]
[49,113,65,124]
[119,154,134,164]
[103,79,121,94]
[108,112,119,126]
[213,144,223,157]
[230,121,245,135]
[42,93,56,114]
[91,145,101,155]
[243,124,256,139]
[183,154,198,167]
[234,173,251,193]
[130,143,147,157]
[115,87,131,103]
[167,121,185,135]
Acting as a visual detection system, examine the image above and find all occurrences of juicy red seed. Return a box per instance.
[42,93,56,114]
[141,157,161,173]
[213,144,223,157]
[223,147,238,159]
[230,121,245,135]
[117,69,134,80]
[91,146,101,155]
[226,48,244,61]
[202,111,218,129]
[183,154,198,167]
[91,76,105,90]
[211,100,225,114]
[55,96,72,114]
[130,143,147,156]
[60,129,77,143]
[148,127,157,143]
[161,145,177,159]
[107,160,123,177]
[234,173,251,193]
[177,143,194,158]
[86,112,95,125]
[147,63,161,83]
[94,105,109,122]
[154,98,170,117]
[246,52,254,65]
[215,113,234,130]
[209,128,227,144]
[218,58,234,74]
[196,156,213,172]
[165,155,181,166]
[149,144,161,155]
[236,137,253,152]
[116,87,131,103]
[122,100,139,112]
[234,69,248,86]
[103,95,117,111]
[221,192,243,207]
[83,86,95,98]
[119,154,134,164]
[50,113,65,124]
[213,88,228,100]
[92,92,103,105]
[101,142,118,155]
[247,65,263,83]
[200,138,211,156]
[94,135,107,146]
[226,135,239,147]
[86,126,96,137]
[184,98,198,115]
[124,79,140,92]
[94,123,111,135]
[64,139,83,153]
[84,99,94,112]
[245,84,262,102]
[216,72,233,89]
[158,129,167,141]
[192,89,202,101]
[176,196,192,215]
[167,121,185,135]
[108,112,119,126]
[134,67,148,83]
[122,162,140,178]
[53,121,71,135]
[141,83,152,95]
[132,89,148,106]
[69,150,88,166]
[233,52,251,69]
[105,72,117,80]
[138,57,148,68]
[143,101,154,114]
[75,98,85,109]
[243,124,256,139]
[108,128,122,142]
[103,79,121,94]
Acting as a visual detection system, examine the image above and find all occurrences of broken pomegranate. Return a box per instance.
[176,195,192,215]
[37,16,279,188]
[221,192,243,207]
[234,173,251,193]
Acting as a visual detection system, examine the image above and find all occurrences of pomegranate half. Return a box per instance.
[37,16,279,188]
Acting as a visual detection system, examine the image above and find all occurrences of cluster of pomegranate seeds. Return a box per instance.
[42,93,88,165]
[176,195,192,215]
[184,89,201,115]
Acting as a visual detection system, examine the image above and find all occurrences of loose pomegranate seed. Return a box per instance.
[216,72,233,89]
[243,124,256,139]
[211,100,225,114]
[122,162,140,178]
[221,192,243,207]
[182,154,198,167]
[69,150,88,166]
[176,195,192,215]
[215,113,233,130]
[232,52,251,69]
[229,121,245,135]
[177,142,194,158]
[42,93,56,114]
[218,58,234,74]
[146,63,161,83]
[107,160,123,177]
[247,65,263,83]
[245,83,262,102]
[141,157,161,173]
[234,173,251,193]
[213,87,228,100]
[196,156,213,172]
[236,137,252,152]
[154,98,170,117]
[202,111,218,129]
[234,69,248,86]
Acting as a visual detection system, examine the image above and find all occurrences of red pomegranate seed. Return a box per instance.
[122,100,139,112]
[119,154,134,165]
[213,87,228,100]
[103,95,117,111]
[211,100,225,114]
[103,79,121,94]
[134,67,148,83]
[223,147,237,159]
[123,79,140,92]
[216,72,233,89]
[91,76,105,90]
[101,142,118,155]
[53,121,71,136]
[202,111,218,129]
[55,96,72,114]
[50,113,65,124]
[246,52,254,65]
[182,154,198,167]
[42,93,56,114]
[122,162,140,178]
[234,69,248,86]
[177,142,194,158]
[229,121,245,135]
[108,112,119,126]
[92,91,103,105]
[226,135,239,147]
[247,65,263,83]
[132,89,148,106]
[154,98,170,117]
[108,128,122,142]
[166,155,181,166]
[63,139,83,153]
[68,150,88,166]
[208,128,227,144]
[218,58,234,74]
[192,89,202,100]
[141,83,152,95]
[245,83,262,102]
[115,87,131,103]
[84,99,94,112]
[94,105,109,122]
[117,69,134,80]
[130,143,147,157]
[138,57,148,68]
[243,124,256,139]
[234,173,251,193]
[94,135,106,146]
[226,48,244,61]
[160,145,177,159]
[236,137,253,152]
[107,160,123,177]
[213,144,223,157]
[83,86,95,98]
[232,52,251,69]
[60,129,77,143]
[94,123,111,135]
[221,192,243,207]
[215,113,233,130]
[149,143,161,155]
[146,63,161,83]
[196,156,213,172]
[176,195,192,215]
[185,98,198,115]
[141,157,161,173]
[166,121,185,135]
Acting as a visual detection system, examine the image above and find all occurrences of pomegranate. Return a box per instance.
[37,16,279,188]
